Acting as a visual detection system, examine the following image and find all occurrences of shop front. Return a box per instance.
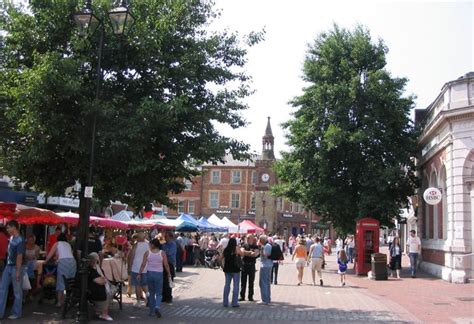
[277,212,309,238]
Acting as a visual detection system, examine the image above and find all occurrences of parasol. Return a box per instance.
[0,202,65,225]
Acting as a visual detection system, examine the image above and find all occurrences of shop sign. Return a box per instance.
[39,196,80,208]
[248,209,256,215]
[282,213,293,218]
[216,208,232,214]
[423,187,442,205]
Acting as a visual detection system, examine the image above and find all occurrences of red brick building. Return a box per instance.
[164,118,332,238]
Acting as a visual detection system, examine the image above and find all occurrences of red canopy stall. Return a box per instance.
[0,202,65,225]
[238,220,265,234]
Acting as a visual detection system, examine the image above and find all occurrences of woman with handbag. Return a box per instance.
[137,238,171,318]
[221,237,243,308]
[88,252,113,321]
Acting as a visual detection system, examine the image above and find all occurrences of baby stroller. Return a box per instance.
[204,249,220,269]
[38,263,57,304]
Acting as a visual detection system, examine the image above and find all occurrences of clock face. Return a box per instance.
[261,173,270,182]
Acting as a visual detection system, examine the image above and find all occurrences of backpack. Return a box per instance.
[269,243,283,261]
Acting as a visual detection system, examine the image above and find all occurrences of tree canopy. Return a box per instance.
[273,25,418,233]
[0,0,263,208]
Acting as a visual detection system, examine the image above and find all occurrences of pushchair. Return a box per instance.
[204,249,220,269]
[38,263,57,304]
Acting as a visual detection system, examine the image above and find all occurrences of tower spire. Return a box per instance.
[262,117,275,160]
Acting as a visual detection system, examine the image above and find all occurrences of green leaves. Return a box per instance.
[275,24,418,233]
[0,0,261,209]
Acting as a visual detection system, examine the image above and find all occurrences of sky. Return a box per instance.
[210,0,473,158]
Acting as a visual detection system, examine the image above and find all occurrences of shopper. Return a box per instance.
[337,249,348,287]
[128,232,149,306]
[257,235,273,305]
[221,238,243,307]
[239,235,259,302]
[406,230,421,278]
[307,237,324,286]
[44,233,76,308]
[292,238,307,285]
[0,220,25,320]
[389,237,402,278]
[138,239,171,318]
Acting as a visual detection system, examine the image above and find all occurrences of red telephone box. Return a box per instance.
[355,218,380,275]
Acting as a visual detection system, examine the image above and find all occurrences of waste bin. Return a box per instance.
[371,253,388,280]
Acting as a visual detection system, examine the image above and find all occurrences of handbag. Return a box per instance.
[22,272,31,290]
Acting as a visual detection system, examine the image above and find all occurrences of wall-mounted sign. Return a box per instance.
[248,209,256,215]
[423,187,442,205]
[282,213,293,218]
[216,208,232,214]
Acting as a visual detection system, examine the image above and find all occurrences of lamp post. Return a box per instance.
[261,191,267,232]
[73,1,134,322]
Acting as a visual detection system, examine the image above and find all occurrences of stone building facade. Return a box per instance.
[415,72,474,283]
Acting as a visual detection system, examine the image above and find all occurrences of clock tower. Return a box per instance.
[255,117,277,232]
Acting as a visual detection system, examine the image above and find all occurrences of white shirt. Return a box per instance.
[57,241,74,259]
[407,236,421,253]
[336,239,343,250]
[218,237,229,250]
[132,241,149,273]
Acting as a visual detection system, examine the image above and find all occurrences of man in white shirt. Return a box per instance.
[406,230,421,278]
[217,233,229,253]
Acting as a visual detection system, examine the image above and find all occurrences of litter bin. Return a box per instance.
[371,253,388,280]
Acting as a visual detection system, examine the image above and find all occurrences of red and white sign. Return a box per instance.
[423,187,442,205]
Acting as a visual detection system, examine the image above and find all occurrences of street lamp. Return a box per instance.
[261,191,267,231]
[73,1,135,322]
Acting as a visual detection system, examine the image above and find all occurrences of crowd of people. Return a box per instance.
[0,221,423,321]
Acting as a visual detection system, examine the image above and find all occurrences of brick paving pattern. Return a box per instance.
[11,247,474,323]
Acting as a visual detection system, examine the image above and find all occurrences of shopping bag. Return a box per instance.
[22,272,31,290]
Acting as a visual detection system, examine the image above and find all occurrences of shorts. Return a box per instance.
[338,270,346,274]
[295,257,306,268]
[131,271,148,287]
[311,258,323,271]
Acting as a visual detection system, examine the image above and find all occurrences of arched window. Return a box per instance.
[428,170,437,239]
[422,174,430,239]
[439,166,447,240]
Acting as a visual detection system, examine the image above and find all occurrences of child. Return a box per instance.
[337,249,348,286]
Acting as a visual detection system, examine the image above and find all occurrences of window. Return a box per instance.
[251,171,257,184]
[231,170,241,184]
[231,192,240,209]
[211,170,220,184]
[184,179,192,190]
[209,192,219,208]
[162,205,168,214]
[277,197,283,211]
[177,201,185,213]
[251,193,256,209]
[188,201,195,215]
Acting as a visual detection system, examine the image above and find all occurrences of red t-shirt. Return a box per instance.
[47,234,58,253]
[0,232,9,260]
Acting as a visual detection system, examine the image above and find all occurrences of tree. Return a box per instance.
[0,0,263,209]
[273,25,418,233]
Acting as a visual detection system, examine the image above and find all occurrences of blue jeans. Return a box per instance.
[259,266,272,304]
[348,248,354,263]
[409,253,419,276]
[0,265,25,318]
[223,272,240,307]
[147,271,164,314]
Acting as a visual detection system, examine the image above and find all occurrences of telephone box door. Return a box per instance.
[355,218,380,275]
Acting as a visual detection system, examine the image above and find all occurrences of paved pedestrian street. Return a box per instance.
[12,248,473,323]
[17,251,431,323]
